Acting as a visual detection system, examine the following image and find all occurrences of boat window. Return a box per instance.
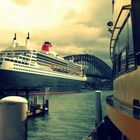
[10,60,14,62]
[5,58,9,61]
[113,14,135,76]
[119,23,128,53]
[120,50,126,72]
[25,62,29,65]
[128,16,134,52]
[7,53,12,55]
[127,16,135,70]
[15,53,19,55]
[18,61,21,63]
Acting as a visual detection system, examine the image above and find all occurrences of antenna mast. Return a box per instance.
[12,33,17,48]
[26,32,30,48]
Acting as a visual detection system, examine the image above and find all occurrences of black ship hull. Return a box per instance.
[0,69,85,93]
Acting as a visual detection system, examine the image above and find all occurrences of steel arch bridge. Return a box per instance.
[64,54,112,89]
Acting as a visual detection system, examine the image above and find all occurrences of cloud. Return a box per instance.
[12,0,30,6]
[60,0,112,66]
[0,0,113,67]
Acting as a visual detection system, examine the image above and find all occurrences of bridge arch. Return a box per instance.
[64,54,112,89]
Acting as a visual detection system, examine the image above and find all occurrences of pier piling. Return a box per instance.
[95,90,102,127]
[0,96,28,140]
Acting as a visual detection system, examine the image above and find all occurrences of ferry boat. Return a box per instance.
[105,0,140,140]
[0,33,87,94]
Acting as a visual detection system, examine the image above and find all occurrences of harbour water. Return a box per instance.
[28,90,112,140]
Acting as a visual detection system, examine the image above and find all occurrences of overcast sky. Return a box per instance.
[0,0,112,66]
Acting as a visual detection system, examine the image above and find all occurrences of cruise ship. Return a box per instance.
[0,33,87,93]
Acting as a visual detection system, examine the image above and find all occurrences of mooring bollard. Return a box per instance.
[0,96,28,140]
[95,90,102,127]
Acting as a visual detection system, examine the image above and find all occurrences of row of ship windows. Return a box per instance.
[13,67,50,74]
[37,59,67,67]
[5,58,29,65]
[13,67,39,73]
[38,62,81,73]
[37,54,81,69]
[14,64,48,71]
[5,58,81,75]
[5,58,36,65]
[18,57,30,60]
[18,56,36,60]
[37,56,67,66]
[14,63,29,66]
[14,62,29,65]
[13,63,81,76]
[5,59,25,63]
[0,52,37,57]
[38,59,81,70]
[0,52,27,56]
